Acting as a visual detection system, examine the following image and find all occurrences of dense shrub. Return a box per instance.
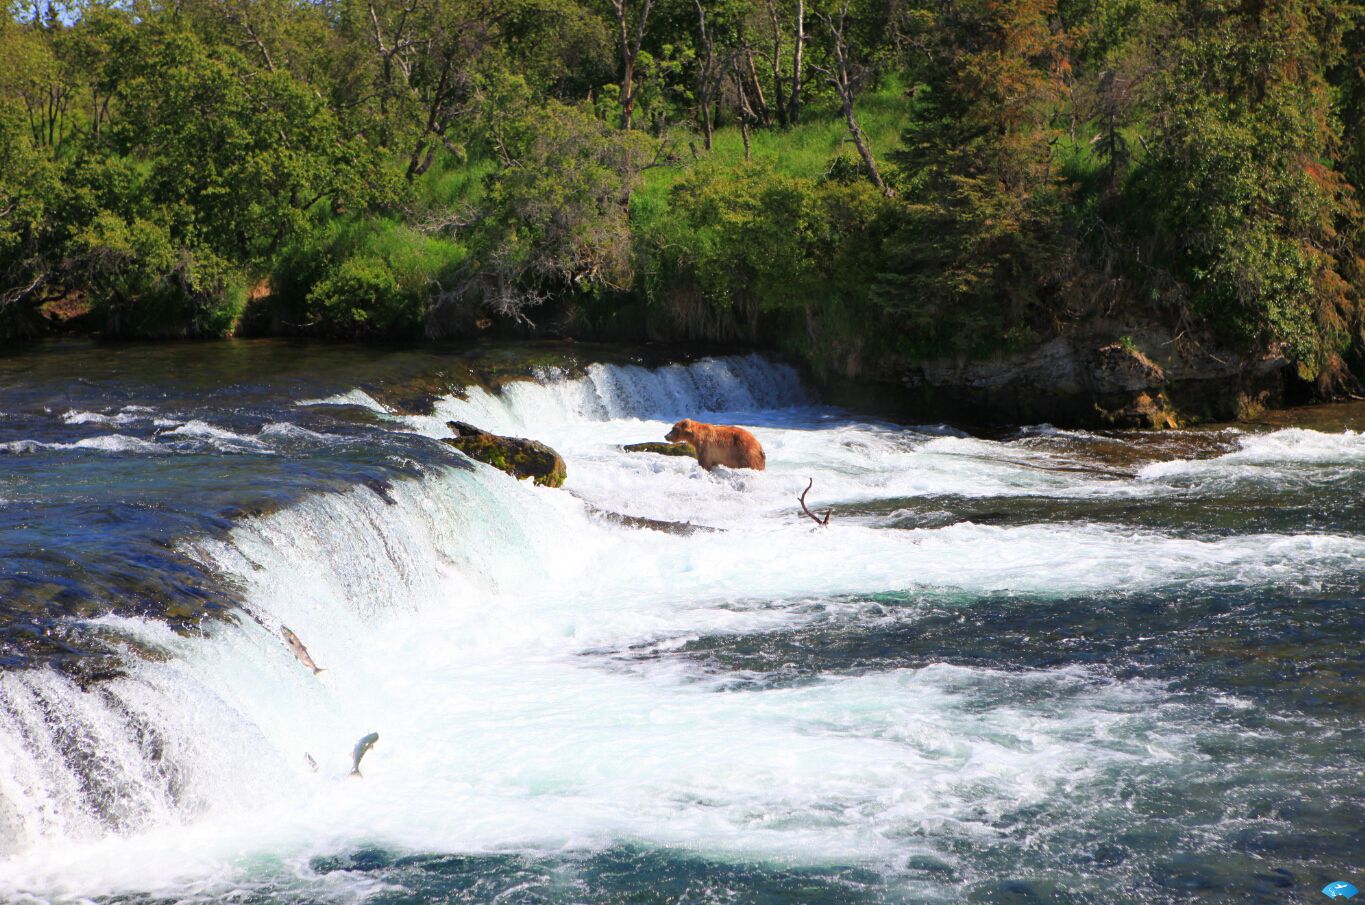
[640,158,899,373]
[70,212,247,337]
[272,218,467,337]
[305,255,414,337]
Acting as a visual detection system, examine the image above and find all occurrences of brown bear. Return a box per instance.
[665,419,766,471]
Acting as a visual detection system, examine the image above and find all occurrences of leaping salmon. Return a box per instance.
[350,732,379,778]
[281,626,324,674]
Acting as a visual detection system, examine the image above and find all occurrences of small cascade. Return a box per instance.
[421,354,807,437]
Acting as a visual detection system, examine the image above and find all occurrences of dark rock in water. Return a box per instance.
[622,441,698,459]
[584,504,719,535]
[443,421,567,488]
[361,477,397,505]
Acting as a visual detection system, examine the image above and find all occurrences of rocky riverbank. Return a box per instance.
[807,326,1296,431]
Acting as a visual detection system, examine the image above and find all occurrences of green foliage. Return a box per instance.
[69,211,246,337]
[0,101,59,338]
[1132,0,1361,384]
[1,0,1364,402]
[106,23,390,265]
[306,255,411,337]
[460,95,654,319]
[660,163,821,310]
[881,0,1071,358]
[272,217,468,336]
[640,156,899,370]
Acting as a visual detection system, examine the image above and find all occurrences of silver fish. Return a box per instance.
[350,732,379,777]
[281,626,324,674]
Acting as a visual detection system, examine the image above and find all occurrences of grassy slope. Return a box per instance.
[633,84,909,218]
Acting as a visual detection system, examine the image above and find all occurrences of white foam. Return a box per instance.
[0,434,166,455]
[0,440,48,454]
[296,389,391,414]
[73,434,165,454]
[62,410,133,426]
[61,406,162,426]
[161,420,272,453]
[407,355,806,439]
[260,422,323,438]
[1142,427,1365,481]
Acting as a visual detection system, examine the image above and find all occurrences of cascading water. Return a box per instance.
[0,347,1361,903]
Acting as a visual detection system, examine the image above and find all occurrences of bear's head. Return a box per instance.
[665,419,697,443]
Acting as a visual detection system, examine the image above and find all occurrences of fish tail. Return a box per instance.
[350,769,362,778]
[313,667,326,675]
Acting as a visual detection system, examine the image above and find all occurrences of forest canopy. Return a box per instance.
[2,0,1364,393]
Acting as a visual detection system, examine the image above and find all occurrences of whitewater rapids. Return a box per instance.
[0,353,1361,903]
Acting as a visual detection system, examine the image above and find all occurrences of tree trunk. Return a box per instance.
[818,5,890,196]
[745,49,770,126]
[612,0,656,131]
[788,0,804,124]
[694,0,715,149]
[766,0,787,127]
[620,56,637,130]
[732,62,753,160]
[840,93,887,194]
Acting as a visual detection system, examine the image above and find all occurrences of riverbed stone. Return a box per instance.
[443,421,567,487]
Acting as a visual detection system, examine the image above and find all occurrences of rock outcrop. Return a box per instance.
[621,441,698,458]
[443,421,567,487]
[894,328,1290,429]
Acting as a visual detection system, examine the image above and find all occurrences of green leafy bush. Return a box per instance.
[306,254,422,337]
[71,212,246,337]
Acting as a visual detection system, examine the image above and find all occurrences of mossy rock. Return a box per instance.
[622,441,697,459]
[443,421,567,488]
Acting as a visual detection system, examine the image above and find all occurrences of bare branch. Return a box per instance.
[797,478,832,527]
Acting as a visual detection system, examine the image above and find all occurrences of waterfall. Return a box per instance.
[410,353,807,437]
[0,355,809,890]
[2,353,1362,903]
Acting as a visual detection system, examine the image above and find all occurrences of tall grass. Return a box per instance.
[634,81,909,226]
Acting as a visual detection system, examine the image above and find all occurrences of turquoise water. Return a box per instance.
[0,341,1360,903]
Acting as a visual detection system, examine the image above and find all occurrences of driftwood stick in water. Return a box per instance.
[798,478,832,527]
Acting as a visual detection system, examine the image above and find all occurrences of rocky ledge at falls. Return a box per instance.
[443,421,568,487]
[887,327,1291,429]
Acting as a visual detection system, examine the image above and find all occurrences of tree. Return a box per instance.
[884,0,1069,356]
[0,100,59,339]
[810,0,894,195]
[105,23,386,264]
[608,0,657,129]
[444,95,654,324]
[761,0,804,125]
[1135,0,1363,388]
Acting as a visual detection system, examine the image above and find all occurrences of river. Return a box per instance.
[0,340,1360,903]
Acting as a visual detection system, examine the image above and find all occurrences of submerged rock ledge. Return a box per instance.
[622,441,698,459]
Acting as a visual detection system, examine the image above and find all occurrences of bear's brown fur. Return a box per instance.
[664,419,766,471]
